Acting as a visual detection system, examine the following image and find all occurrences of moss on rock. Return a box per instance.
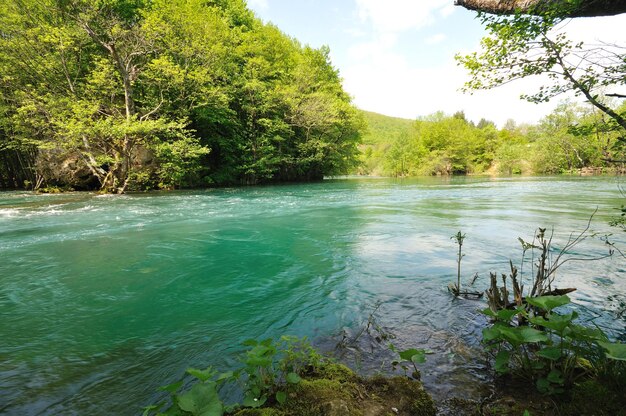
[232,409,286,416]
[231,363,436,416]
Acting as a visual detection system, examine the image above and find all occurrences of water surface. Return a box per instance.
[1,176,625,414]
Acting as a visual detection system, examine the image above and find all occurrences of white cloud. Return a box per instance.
[347,34,398,61]
[424,33,447,45]
[344,27,368,39]
[355,0,450,33]
[439,3,456,18]
[342,49,558,127]
[342,7,626,126]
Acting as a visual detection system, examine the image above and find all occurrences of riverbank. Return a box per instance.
[155,357,625,416]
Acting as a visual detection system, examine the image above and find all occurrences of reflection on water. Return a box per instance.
[0,176,625,414]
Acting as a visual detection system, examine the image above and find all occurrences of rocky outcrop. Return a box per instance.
[454,0,626,17]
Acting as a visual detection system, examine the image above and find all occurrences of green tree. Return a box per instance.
[456,10,626,136]
[0,0,362,191]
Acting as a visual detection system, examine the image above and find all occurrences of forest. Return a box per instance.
[0,0,363,193]
[359,101,626,177]
[3,1,625,195]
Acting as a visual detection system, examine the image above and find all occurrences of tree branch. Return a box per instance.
[454,0,626,18]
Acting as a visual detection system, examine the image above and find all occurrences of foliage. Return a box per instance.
[456,8,626,149]
[389,343,428,381]
[0,0,363,192]
[358,102,626,178]
[478,223,624,395]
[609,205,626,231]
[144,336,323,416]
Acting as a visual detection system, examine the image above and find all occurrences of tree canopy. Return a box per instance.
[0,0,363,192]
[456,3,626,156]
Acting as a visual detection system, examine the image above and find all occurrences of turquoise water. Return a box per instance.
[1,176,625,414]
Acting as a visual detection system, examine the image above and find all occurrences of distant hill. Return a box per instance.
[360,111,415,145]
[357,111,415,175]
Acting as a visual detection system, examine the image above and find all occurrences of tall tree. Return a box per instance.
[0,0,363,191]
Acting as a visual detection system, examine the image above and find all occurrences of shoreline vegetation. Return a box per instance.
[143,226,626,416]
[25,170,626,195]
[145,313,626,416]
[4,103,626,194]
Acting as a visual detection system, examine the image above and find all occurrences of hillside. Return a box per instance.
[358,111,415,175]
[360,111,415,145]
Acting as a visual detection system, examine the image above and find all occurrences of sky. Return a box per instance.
[247,0,626,127]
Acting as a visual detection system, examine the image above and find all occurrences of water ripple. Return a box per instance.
[0,176,625,414]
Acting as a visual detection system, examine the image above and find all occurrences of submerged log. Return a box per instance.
[454,0,626,18]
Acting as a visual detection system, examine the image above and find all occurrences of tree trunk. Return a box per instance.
[454,0,626,17]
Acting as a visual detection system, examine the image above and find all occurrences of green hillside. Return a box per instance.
[360,111,415,145]
[357,111,415,175]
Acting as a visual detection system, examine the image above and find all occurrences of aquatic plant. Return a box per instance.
[449,230,482,298]
[389,343,428,381]
[451,230,466,296]
[479,222,626,394]
[144,336,321,415]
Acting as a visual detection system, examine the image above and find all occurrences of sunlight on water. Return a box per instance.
[1,176,625,414]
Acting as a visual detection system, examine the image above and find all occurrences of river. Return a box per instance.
[1,176,625,414]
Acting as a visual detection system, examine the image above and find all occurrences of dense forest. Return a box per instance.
[1,0,624,193]
[359,101,626,177]
[0,0,363,192]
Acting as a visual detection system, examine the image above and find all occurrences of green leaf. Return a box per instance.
[547,369,564,385]
[286,372,301,384]
[497,326,548,346]
[537,347,562,361]
[496,307,524,323]
[495,350,511,374]
[216,371,233,383]
[260,338,274,347]
[530,312,575,334]
[275,391,287,404]
[142,402,165,416]
[567,324,607,342]
[187,367,216,382]
[599,341,626,361]
[480,307,496,318]
[483,326,503,342]
[398,348,424,361]
[411,351,426,364]
[243,393,266,408]
[526,295,571,311]
[159,381,183,394]
[536,377,551,394]
[177,382,223,416]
